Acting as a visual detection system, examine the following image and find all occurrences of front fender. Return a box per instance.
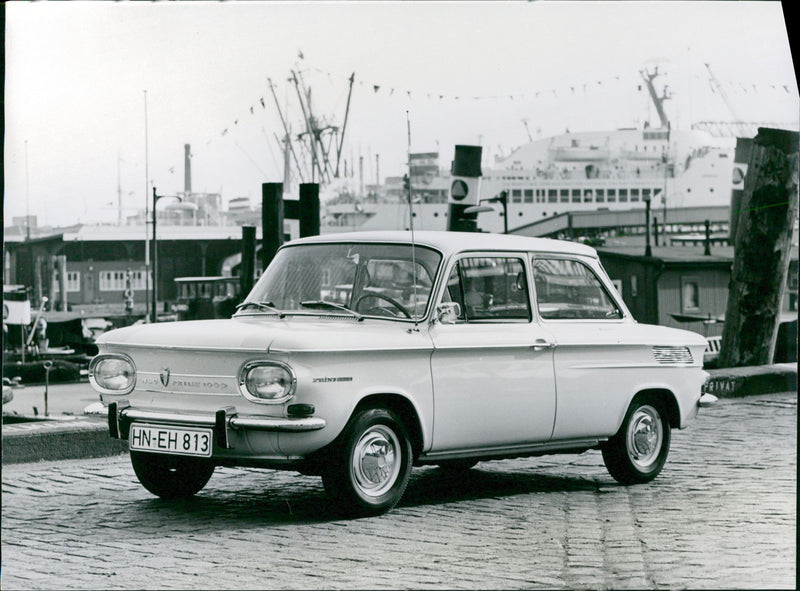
[277,349,434,456]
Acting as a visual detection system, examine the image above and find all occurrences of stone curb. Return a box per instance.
[2,364,796,465]
[2,417,128,465]
[705,363,797,398]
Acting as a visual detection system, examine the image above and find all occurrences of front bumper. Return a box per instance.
[108,401,326,448]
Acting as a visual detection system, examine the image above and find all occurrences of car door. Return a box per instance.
[531,255,633,440]
[429,253,557,451]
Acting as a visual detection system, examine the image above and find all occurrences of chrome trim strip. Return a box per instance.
[431,343,546,351]
[137,371,238,395]
[269,346,435,354]
[138,372,232,380]
[231,416,326,432]
[138,388,240,396]
[120,408,326,432]
[123,408,217,426]
[104,342,269,353]
[564,362,694,370]
[419,438,603,461]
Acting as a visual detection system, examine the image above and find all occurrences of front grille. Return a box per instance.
[652,346,694,365]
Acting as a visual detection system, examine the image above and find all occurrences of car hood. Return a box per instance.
[96,316,431,353]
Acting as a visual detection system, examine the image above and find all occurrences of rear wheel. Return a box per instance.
[130,451,215,499]
[602,395,671,485]
[321,408,413,516]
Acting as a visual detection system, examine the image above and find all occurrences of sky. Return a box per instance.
[4,1,798,227]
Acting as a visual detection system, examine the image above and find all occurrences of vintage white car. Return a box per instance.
[90,231,715,515]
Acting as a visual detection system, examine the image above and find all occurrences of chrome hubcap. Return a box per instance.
[626,405,663,469]
[351,425,401,497]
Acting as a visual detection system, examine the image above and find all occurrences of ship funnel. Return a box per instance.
[447,145,483,232]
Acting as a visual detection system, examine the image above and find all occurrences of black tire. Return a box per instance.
[602,395,671,485]
[436,460,479,472]
[130,451,215,499]
[321,408,413,516]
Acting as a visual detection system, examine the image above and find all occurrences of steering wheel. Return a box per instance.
[353,293,412,318]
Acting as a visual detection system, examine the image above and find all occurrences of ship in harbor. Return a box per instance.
[320,67,746,235]
[4,65,793,325]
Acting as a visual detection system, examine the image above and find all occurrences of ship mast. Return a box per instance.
[268,70,354,187]
[335,73,355,178]
[291,69,341,184]
[268,77,308,184]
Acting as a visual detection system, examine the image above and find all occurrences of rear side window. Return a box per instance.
[444,257,531,322]
[532,258,622,320]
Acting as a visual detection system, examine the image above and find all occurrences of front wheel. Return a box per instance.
[602,396,671,485]
[130,451,215,499]
[321,408,413,516]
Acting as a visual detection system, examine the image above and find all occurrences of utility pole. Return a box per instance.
[117,152,124,226]
[151,187,182,323]
[718,128,799,368]
[359,155,364,197]
[144,90,150,322]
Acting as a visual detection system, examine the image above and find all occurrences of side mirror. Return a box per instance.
[434,302,461,324]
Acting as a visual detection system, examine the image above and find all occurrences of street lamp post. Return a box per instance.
[463,191,509,234]
[487,191,508,235]
[151,187,181,323]
[644,193,653,257]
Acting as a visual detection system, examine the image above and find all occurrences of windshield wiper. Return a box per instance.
[300,300,363,321]
[235,301,285,317]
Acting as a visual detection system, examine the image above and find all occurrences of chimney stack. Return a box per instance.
[184,144,192,194]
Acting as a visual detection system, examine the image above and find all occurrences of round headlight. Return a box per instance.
[89,355,136,395]
[239,361,296,404]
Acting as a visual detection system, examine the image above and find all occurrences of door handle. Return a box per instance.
[530,339,555,351]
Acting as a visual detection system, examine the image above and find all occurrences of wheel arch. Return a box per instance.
[630,388,680,428]
[353,393,425,459]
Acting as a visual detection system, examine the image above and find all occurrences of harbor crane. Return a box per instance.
[639,66,672,130]
[522,118,533,142]
[704,62,742,124]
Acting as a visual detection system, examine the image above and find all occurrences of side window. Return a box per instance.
[532,258,622,320]
[445,257,531,322]
[681,277,700,312]
[445,265,466,321]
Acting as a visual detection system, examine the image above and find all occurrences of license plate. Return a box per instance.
[129,423,213,457]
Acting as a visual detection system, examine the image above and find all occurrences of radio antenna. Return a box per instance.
[406,110,419,330]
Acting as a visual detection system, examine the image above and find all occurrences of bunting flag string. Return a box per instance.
[207,57,797,148]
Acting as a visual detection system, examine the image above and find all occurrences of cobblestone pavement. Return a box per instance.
[2,393,796,590]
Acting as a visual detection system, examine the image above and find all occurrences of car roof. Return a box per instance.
[283,231,598,258]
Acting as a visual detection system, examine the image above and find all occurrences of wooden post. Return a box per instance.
[261,183,284,270]
[240,225,256,298]
[299,183,320,238]
[718,128,799,368]
[58,255,68,311]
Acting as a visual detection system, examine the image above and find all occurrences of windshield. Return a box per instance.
[238,242,442,321]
